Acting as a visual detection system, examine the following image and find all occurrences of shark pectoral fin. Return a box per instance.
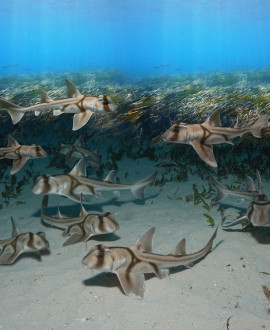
[116,270,145,297]
[62,233,84,246]
[11,156,29,174]
[1,247,22,264]
[132,227,155,252]
[72,111,93,131]
[53,109,63,116]
[155,268,169,279]
[191,141,217,167]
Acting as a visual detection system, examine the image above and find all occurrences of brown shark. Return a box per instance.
[82,226,218,297]
[41,196,119,246]
[0,79,117,131]
[59,135,101,170]
[32,157,157,203]
[0,217,49,264]
[211,171,270,227]
[0,135,47,174]
[162,109,269,167]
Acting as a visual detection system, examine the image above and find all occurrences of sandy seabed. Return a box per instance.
[0,157,270,330]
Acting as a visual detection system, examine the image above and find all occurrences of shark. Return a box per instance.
[162,109,269,167]
[82,226,218,297]
[0,79,117,131]
[0,217,49,265]
[41,195,119,246]
[32,157,157,203]
[211,171,270,227]
[0,135,47,174]
[58,135,101,170]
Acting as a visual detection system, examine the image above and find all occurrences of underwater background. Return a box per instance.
[1,1,270,329]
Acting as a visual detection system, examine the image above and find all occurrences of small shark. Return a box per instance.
[211,171,270,227]
[162,109,269,167]
[59,135,101,170]
[0,135,47,174]
[41,195,119,246]
[0,79,117,131]
[0,217,49,264]
[32,157,157,203]
[82,226,218,297]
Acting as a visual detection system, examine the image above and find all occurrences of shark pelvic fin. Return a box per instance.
[133,227,155,252]
[203,108,222,127]
[69,158,87,177]
[72,110,93,131]
[11,156,29,175]
[191,140,217,167]
[65,79,83,98]
[116,270,145,297]
[40,90,53,103]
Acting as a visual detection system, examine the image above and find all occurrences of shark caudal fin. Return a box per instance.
[0,99,24,124]
[250,114,269,138]
[210,176,228,206]
[131,172,157,199]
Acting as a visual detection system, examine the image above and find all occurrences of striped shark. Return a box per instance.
[82,226,218,297]
[162,109,269,167]
[0,135,47,174]
[59,135,101,170]
[211,171,270,227]
[0,217,49,265]
[41,196,119,246]
[32,157,157,203]
[0,79,117,131]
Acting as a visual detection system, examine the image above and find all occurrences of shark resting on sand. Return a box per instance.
[32,157,157,203]
[82,226,218,297]
[0,135,47,174]
[0,79,117,131]
[41,195,119,246]
[162,108,269,167]
[211,171,270,228]
[0,217,49,265]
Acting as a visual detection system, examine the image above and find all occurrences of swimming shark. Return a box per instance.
[0,135,47,174]
[211,171,270,227]
[58,135,101,170]
[32,157,157,203]
[82,226,218,297]
[41,195,119,246]
[0,79,117,131]
[0,217,49,265]
[162,109,269,167]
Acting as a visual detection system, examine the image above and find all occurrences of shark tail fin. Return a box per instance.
[210,176,228,206]
[0,99,24,124]
[131,172,157,199]
[250,114,269,138]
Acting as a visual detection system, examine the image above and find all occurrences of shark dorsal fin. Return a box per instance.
[11,217,21,236]
[56,203,64,218]
[133,227,155,252]
[7,135,20,148]
[170,238,186,255]
[75,135,84,147]
[69,158,87,176]
[203,108,222,127]
[40,90,53,103]
[79,194,89,216]
[65,79,83,98]
[245,176,256,192]
[256,170,263,193]
[104,170,116,183]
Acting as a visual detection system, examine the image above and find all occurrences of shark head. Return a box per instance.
[30,232,50,250]
[82,244,115,271]
[86,95,117,113]
[90,212,119,235]
[32,174,59,195]
[162,123,190,143]
[27,144,47,158]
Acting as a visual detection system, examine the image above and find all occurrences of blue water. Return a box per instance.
[1,0,270,77]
